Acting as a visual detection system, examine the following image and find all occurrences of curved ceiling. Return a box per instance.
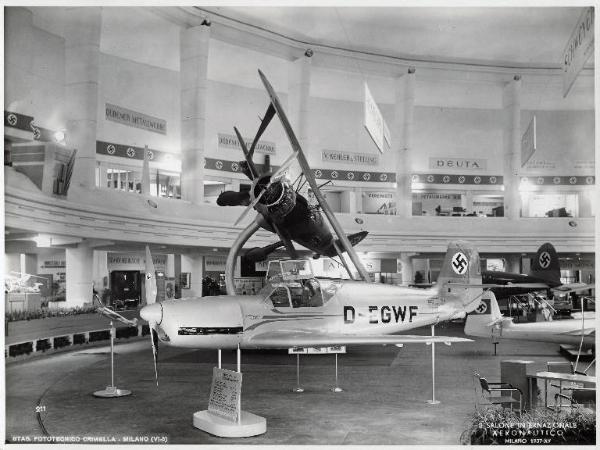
[199,6,590,70]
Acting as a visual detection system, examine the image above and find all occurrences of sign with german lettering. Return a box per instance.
[205,256,227,272]
[429,158,486,171]
[288,346,347,354]
[218,133,275,155]
[105,104,167,135]
[521,115,536,167]
[322,150,379,166]
[207,368,242,423]
[562,7,594,97]
[364,82,386,153]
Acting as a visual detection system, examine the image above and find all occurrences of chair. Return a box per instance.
[555,388,596,413]
[473,372,523,414]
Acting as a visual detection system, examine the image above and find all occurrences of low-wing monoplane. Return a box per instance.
[141,240,481,351]
[465,290,595,346]
[482,242,594,298]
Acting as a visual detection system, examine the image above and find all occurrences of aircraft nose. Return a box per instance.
[140,302,163,325]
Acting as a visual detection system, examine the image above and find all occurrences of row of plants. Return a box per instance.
[5,305,98,322]
[461,406,596,445]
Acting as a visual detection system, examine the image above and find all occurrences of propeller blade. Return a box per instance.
[248,103,276,158]
[233,127,259,179]
[234,188,266,226]
[145,246,157,305]
[149,323,159,387]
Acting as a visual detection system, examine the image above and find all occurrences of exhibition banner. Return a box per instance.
[105,103,167,135]
[562,7,594,97]
[363,82,386,153]
[322,150,379,166]
[218,133,276,155]
[429,157,487,170]
[521,115,536,167]
[207,368,242,423]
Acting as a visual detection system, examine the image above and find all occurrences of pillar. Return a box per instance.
[394,68,416,218]
[340,190,357,214]
[287,53,312,188]
[66,246,94,307]
[502,76,522,220]
[181,253,204,297]
[399,252,416,285]
[22,254,37,276]
[505,254,521,274]
[180,23,211,204]
[4,7,34,110]
[64,7,102,190]
[92,250,109,293]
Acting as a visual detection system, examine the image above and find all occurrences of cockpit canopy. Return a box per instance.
[262,259,339,308]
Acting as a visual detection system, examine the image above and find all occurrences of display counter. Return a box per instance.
[6,292,42,313]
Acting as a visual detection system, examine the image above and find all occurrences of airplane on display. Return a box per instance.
[137,70,487,378]
[464,290,595,347]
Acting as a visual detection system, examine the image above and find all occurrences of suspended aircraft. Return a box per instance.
[215,74,367,268]
[465,290,595,347]
[137,71,488,382]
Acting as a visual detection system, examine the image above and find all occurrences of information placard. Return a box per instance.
[288,346,347,354]
[207,368,242,423]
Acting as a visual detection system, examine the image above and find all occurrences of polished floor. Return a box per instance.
[4,321,593,445]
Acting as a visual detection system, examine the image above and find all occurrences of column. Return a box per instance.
[5,8,34,108]
[92,250,109,293]
[180,23,211,204]
[504,254,521,274]
[340,190,357,214]
[22,254,37,276]
[287,53,312,187]
[394,68,416,218]
[502,75,522,220]
[399,252,416,285]
[64,7,102,190]
[66,245,94,307]
[181,253,204,297]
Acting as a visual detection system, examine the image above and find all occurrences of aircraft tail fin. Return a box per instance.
[464,291,502,338]
[437,241,483,314]
[530,242,561,287]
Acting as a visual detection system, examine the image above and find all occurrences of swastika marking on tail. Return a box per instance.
[451,252,468,275]
[539,251,551,269]
[475,301,488,314]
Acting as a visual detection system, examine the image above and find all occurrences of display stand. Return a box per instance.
[193,346,266,437]
[93,322,131,398]
[292,354,304,393]
[331,353,343,393]
[426,325,440,405]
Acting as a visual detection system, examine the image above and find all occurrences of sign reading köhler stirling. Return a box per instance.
[106,104,167,135]
[218,133,275,155]
[322,150,379,166]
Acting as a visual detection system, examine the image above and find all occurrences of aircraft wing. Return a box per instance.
[553,283,595,294]
[561,327,596,337]
[447,282,549,289]
[247,331,472,349]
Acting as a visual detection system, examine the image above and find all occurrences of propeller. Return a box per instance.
[142,245,159,387]
[233,150,298,226]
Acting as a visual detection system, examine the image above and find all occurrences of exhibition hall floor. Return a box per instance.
[5,322,590,445]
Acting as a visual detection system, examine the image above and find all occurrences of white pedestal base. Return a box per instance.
[93,386,132,398]
[193,410,266,437]
[332,387,343,393]
[292,387,304,393]
[427,399,440,405]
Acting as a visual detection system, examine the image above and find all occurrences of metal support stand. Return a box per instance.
[218,349,222,369]
[237,345,241,373]
[332,354,343,393]
[292,354,304,392]
[93,321,131,398]
[493,341,499,356]
[427,324,440,405]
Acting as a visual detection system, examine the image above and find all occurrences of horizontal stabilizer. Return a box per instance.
[333,231,368,251]
[553,283,595,294]
[247,331,471,348]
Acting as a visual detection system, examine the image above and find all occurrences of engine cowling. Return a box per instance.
[251,174,296,222]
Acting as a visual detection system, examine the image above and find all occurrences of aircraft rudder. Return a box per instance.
[530,242,561,286]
